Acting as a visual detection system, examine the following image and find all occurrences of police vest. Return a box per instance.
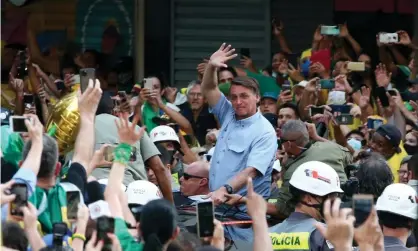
[269,216,319,250]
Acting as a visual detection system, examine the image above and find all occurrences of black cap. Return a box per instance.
[376,124,402,153]
[263,113,278,128]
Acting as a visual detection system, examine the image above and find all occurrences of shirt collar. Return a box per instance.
[383,236,405,246]
[233,111,260,127]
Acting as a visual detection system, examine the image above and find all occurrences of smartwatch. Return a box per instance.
[223,184,233,194]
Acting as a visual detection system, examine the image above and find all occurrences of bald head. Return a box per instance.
[186,161,209,178]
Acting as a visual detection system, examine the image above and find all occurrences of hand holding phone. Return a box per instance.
[96,216,115,250]
[197,201,214,238]
[23,94,34,108]
[309,106,324,117]
[144,78,153,91]
[376,87,390,107]
[80,68,95,93]
[66,191,81,220]
[10,183,28,216]
[9,116,31,133]
[104,145,116,162]
[352,194,373,227]
[367,118,384,130]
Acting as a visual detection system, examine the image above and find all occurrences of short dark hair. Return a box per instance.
[345,130,365,139]
[378,211,413,229]
[2,222,28,251]
[230,76,260,96]
[22,134,59,179]
[218,66,237,78]
[278,103,300,119]
[408,154,418,179]
[356,152,393,199]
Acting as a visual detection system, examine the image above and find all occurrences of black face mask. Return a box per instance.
[404,144,418,155]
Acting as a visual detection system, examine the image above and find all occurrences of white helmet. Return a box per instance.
[273,160,282,173]
[126,180,162,205]
[150,125,180,144]
[375,183,418,219]
[289,161,343,196]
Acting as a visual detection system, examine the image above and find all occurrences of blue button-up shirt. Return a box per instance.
[209,93,277,202]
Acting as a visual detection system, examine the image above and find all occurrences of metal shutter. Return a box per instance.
[271,0,334,53]
[170,0,271,87]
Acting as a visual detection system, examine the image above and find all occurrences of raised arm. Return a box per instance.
[202,43,237,107]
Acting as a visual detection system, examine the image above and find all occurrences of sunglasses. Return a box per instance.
[183,173,206,180]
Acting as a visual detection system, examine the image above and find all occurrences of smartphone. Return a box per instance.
[309,106,324,117]
[96,216,115,250]
[387,90,397,96]
[144,78,153,90]
[320,26,340,36]
[197,201,214,238]
[9,116,30,133]
[376,87,390,107]
[55,80,65,91]
[329,104,352,114]
[80,68,95,93]
[66,191,80,220]
[367,118,384,130]
[52,222,68,246]
[336,114,354,125]
[104,145,116,162]
[286,53,300,68]
[240,48,250,58]
[352,194,374,227]
[17,50,27,79]
[379,33,399,44]
[282,80,291,92]
[319,79,335,89]
[347,62,365,72]
[10,183,28,216]
[130,146,137,162]
[23,94,34,109]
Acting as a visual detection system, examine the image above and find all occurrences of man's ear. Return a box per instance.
[200,178,209,187]
[54,162,62,177]
[256,94,260,103]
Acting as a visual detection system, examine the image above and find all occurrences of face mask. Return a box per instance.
[348,138,362,151]
[404,144,418,155]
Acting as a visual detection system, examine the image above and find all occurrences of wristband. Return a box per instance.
[72,233,86,242]
[114,143,132,165]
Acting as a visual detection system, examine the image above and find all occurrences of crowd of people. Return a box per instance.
[1,18,418,251]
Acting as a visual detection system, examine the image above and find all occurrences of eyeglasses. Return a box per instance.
[183,173,206,180]
[188,92,203,98]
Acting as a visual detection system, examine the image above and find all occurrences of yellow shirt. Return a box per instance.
[387,143,408,183]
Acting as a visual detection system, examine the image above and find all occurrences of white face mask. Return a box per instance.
[347,138,362,151]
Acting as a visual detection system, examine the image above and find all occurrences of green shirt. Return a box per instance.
[246,71,281,95]
[115,218,143,251]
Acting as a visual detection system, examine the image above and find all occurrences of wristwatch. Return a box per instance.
[223,184,233,194]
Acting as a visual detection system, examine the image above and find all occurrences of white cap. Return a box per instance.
[126,180,162,205]
[88,200,111,220]
[150,125,180,143]
[376,183,418,219]
[293,80,308,90]
[272,160,281,172]
[98,179,126,192]
[290,161,343,196]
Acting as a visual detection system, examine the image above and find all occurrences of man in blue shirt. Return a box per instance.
[201,43,277,241]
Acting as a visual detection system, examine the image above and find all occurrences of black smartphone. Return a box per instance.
[17,50,27,79]
[10,116,29,133]
[376,87,390,107]
[80,68,96,93]
[387,90,397,96]
[240,48,250,58]
[329,104,351,114]
[336,114,354,125]
[352,194,374,227]
[282,80,291,92]
[23,94,34,105]
[367,118,384,130]
[286,53,300,68]
[309,106,324,117]
[197,201,214,238]
[55,80,65,91]
[96,216,115,251]
[66,191,80,220]
[10,183,28,216]
[52,222,68,247]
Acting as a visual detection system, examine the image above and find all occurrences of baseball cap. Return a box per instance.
[261,92,278,101]
[263,113,278,128]
[126,180,162,206]
[376,124,402,153]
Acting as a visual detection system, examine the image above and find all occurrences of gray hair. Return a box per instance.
[22,134,59,179]
[281,120,309,146]
[186,80,202,95]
